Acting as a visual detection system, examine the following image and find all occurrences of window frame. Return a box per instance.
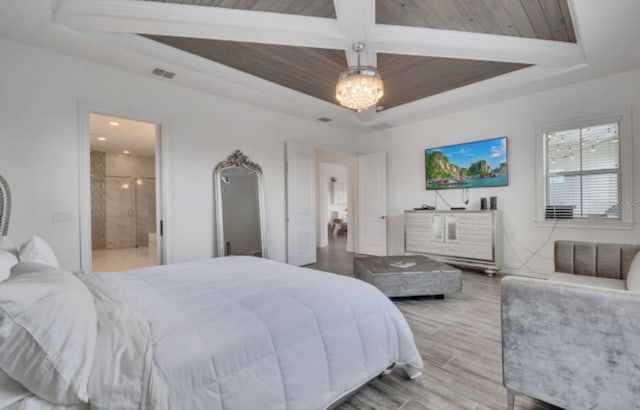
[535,110,634,229]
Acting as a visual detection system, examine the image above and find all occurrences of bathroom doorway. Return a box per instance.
[89,113,160,272]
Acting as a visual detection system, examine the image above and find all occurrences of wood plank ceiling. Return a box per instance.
[377,0,576,42]
[148,0,337,18]
[144,0,575,110]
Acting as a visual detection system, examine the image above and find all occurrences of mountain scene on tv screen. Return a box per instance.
[426,138,508,189]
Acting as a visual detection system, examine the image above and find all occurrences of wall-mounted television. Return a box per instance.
[425,136,508,190]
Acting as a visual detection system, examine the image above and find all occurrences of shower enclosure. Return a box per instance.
[90,151,156,250]
[104,176,156,249]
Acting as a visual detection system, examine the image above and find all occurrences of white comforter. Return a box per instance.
[17,257,423,409]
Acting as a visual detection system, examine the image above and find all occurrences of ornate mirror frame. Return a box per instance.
[213,150,267,258]
[0,175,11,236]
[0,174,10,236]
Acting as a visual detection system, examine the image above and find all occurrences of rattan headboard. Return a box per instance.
[0,174,10,236]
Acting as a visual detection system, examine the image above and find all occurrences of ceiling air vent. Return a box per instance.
[152,68,176,79]
[317,117,332,122]
[370,122,395,131]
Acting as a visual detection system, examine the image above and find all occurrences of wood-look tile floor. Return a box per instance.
[308,238,560,410]
[92,246,156,272]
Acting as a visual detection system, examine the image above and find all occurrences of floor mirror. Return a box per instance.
[214,150,267,258]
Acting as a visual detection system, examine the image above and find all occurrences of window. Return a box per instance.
[545,122,620,219]
[537,112,633,227]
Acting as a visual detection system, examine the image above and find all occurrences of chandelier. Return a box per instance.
[336,42,384,112]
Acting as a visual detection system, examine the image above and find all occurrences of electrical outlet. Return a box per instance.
[52,211,72,223]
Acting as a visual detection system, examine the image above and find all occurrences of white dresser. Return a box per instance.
[404,210,502,275]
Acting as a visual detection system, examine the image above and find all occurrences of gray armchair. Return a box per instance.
[501,241,640,410]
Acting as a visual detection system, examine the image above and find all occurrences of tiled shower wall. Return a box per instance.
[91,151,156,250]
[91,151,107,249]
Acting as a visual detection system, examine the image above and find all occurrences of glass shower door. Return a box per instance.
[105,177,136,249]
[135,178,157,247]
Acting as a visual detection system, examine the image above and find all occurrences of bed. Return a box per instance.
[0,174,423,409]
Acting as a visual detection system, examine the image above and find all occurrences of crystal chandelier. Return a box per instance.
[336,42,384,112]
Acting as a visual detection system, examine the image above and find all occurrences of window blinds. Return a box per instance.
[545,122,620,219]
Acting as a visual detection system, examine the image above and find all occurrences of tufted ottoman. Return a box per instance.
[353,255,462,298]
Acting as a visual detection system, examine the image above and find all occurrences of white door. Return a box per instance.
[357,152,387,256]
[286,141,316,266]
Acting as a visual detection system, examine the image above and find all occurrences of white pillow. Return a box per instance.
[18,236,59,267]
[10,261,58,277]
[0,237,17,256]
[0,251,18,281]
[0,263,97,404]
[626,252,640,292]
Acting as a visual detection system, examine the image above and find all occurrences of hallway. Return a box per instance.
[307,235,354,277]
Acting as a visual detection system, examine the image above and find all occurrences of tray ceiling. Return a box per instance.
[144,35,527,110]
[137,0,576,111]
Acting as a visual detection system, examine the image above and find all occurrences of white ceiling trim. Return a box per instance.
[54,0,584,67]
[368,25,585,66]
[54,0,349,49]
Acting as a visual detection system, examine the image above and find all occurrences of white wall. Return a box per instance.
[0,37,357,269]
[358,69,640,276]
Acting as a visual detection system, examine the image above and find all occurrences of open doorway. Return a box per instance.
[89,113,160,272]
[313,150,356,276]
[286,141,387,269]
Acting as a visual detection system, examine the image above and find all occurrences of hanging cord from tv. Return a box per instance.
[461,188,469,205]
[503,219,558,275]
[434,190,451,209]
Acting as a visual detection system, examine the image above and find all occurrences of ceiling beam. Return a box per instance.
[54,0,348,50]
[334,0,374,42]
[368,24,586,67]
[55,0,585,68]
[334,0,376,67]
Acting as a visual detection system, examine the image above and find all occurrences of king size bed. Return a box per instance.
[0,174,423,409]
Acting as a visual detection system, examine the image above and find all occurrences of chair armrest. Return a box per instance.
[501,276,640,410]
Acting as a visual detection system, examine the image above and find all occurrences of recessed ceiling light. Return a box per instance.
[123,150,130,154]
[109,121,120,126]
[97,137,107,141]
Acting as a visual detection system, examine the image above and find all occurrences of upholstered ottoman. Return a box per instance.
[353,255,462,298]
